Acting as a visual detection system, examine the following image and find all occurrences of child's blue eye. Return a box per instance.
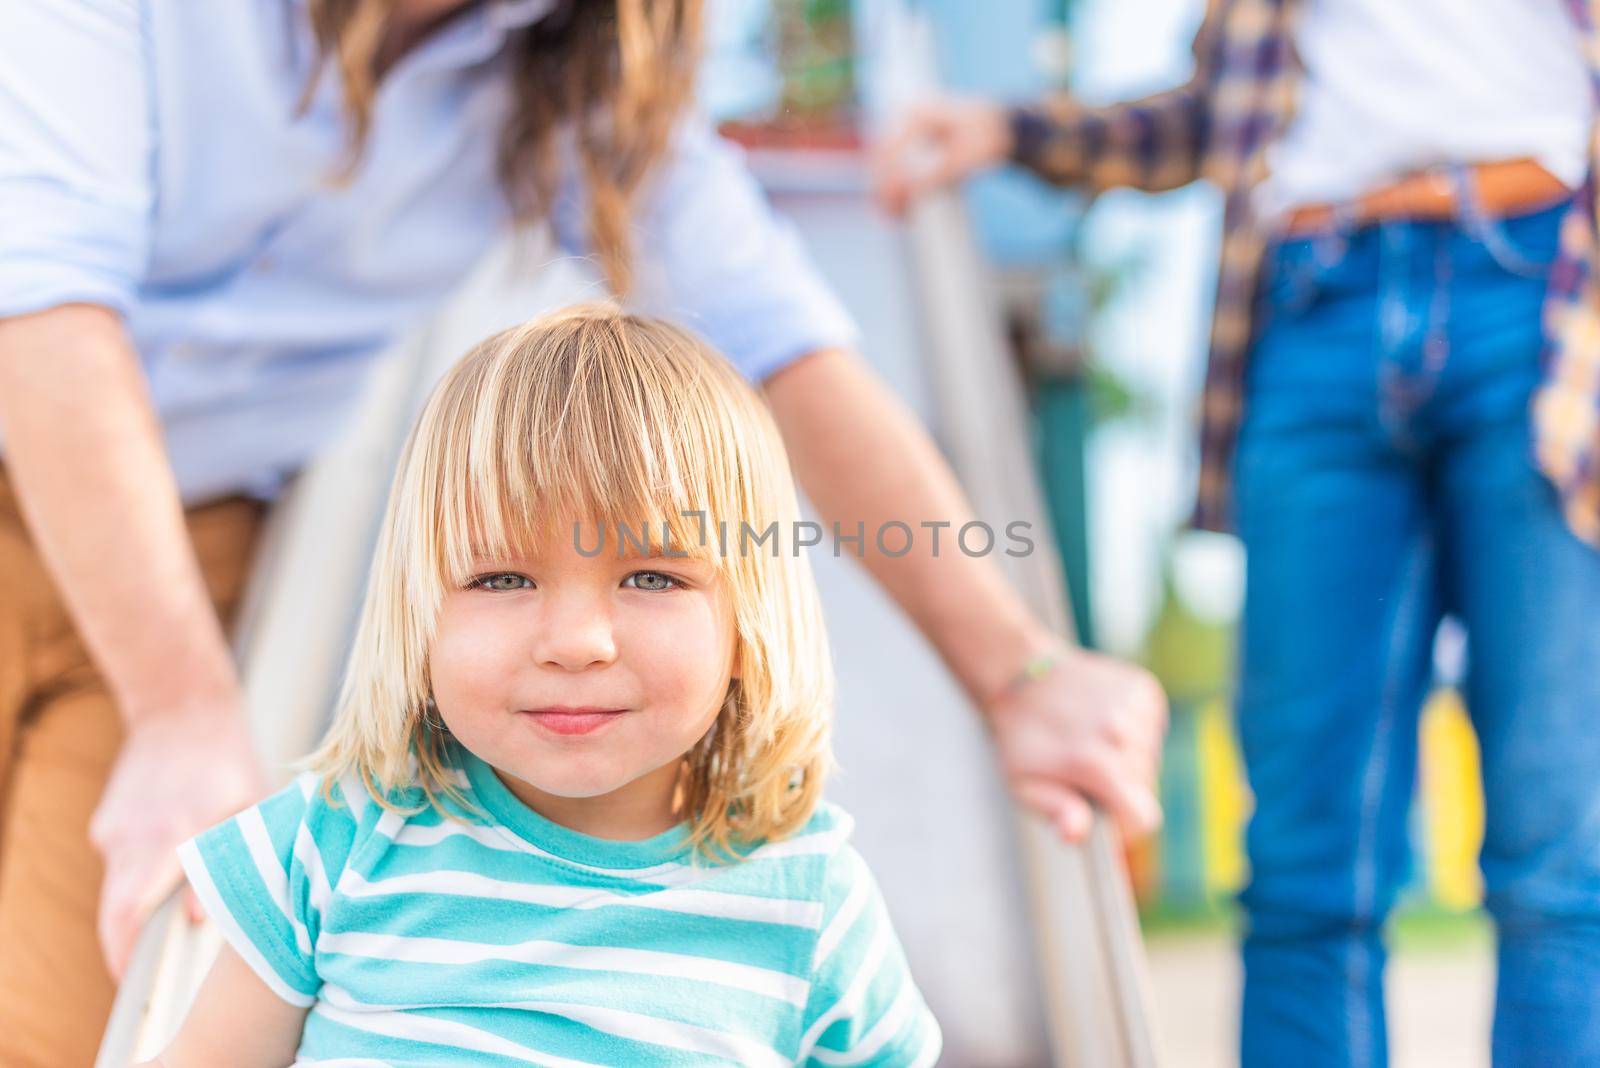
[625,571,682,592]
[468,573,531,592]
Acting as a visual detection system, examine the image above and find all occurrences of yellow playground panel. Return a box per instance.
[1183,689,1485,911]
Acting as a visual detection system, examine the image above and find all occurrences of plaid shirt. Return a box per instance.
[1009,0,1600,548]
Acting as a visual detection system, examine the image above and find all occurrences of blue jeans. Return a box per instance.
[1233,198,1600,1067]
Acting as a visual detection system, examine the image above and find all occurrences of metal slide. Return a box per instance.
[903,185,1160,1068]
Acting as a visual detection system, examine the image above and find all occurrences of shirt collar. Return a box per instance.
[456,742,695,871]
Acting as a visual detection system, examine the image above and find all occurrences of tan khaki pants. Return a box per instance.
[0,463,270,1067]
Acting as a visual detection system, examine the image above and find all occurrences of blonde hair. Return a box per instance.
[302,303,836,863]
[302,0,704,296]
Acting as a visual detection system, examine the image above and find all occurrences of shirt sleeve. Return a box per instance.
[0,0,156,319]
[177,771,367,1007]
[1004,0,1225,194]
[797,843,943,1067]
[549,110,861,384]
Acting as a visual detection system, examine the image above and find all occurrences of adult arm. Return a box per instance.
[871,0,1228,212]
[0,0,265,979]
[554,114,1165,840]
[763,348,1165,840]
[0,308,266,979]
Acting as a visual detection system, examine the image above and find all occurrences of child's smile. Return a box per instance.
[427,516,739,839]
[519,706,629,735]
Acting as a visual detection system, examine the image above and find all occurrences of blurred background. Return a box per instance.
[690,0,1496,1063]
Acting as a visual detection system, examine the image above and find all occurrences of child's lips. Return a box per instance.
[519,707,627,736]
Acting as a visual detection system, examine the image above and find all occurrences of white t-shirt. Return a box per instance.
[1254,0,1594,221]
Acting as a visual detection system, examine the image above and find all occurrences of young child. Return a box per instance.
[139,305,943,1067]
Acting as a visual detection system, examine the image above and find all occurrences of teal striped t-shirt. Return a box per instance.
[177,742,942,1066]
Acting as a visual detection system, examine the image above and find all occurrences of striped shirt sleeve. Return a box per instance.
[177,771,365,1007]
[797,843,942,1067]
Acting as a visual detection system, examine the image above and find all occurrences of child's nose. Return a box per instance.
[534,593,618,670]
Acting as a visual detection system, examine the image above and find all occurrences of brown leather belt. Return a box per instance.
[1283,158,1573,236]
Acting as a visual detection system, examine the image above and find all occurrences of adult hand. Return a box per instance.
[870,96,1014,217]
[89,702,267,979]
[986,639,1168,844]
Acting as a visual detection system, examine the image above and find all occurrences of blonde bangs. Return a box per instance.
[303,303,836,863]
[427,314,755,588]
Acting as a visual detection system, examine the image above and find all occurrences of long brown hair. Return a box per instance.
[301,0,705,295]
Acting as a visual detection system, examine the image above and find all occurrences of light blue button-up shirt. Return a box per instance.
[0,0,859,504]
